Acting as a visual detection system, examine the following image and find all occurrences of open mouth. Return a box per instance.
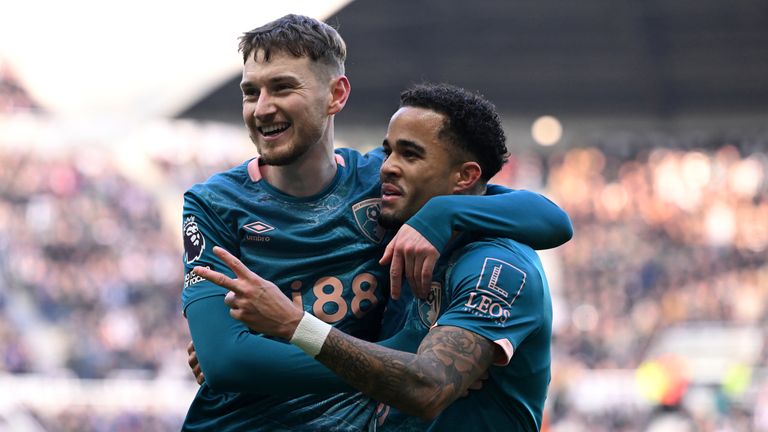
[258,122,291,137]
[381,183,403,200]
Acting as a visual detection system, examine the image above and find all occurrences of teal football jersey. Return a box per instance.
[378,236,553,432]
[182,148,389,431]
[180,145,569,431]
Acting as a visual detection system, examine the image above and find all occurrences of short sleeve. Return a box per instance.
[181,188,239,314]
[436,243,545,366]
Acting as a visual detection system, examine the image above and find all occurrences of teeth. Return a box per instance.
[260,123,290,135]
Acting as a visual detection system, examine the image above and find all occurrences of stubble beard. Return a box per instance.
[378,211,404,230]
[252,137,311,166]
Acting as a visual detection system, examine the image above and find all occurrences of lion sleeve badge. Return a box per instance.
[183,216,206,264]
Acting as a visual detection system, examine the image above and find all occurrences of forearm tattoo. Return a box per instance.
[316,326,496,416]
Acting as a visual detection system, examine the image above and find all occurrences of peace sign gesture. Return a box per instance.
[193,246,303,340]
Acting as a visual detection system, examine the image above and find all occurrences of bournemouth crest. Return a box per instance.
[183,216,205,264]
[417,282,442,327]
[352,198,385,243]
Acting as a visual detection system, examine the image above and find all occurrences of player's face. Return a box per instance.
[379,107,460,228]
[241,50,335,165]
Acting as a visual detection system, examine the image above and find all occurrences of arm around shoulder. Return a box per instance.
[406,186,573,251]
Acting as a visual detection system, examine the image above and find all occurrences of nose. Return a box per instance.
[253,91,276,120]
[380,154,401,180]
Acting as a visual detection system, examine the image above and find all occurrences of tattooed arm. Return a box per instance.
[317,325,499,420]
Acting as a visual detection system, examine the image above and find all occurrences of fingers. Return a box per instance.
[389,248,403,300]
[193,265,242,295]
[384,225,441,300]
[379,241,394,266]
[187,341,205,385]
[212,246,262,283]
[468,382,482,390]
[419,254,437,297]
[404,253,416,294]
[194,367,205,385]
[224,291,238,308]
[465,371,488,394]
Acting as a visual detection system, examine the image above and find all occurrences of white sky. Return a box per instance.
[0,0,352,119]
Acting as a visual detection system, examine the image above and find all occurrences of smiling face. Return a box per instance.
[379,107,462,228]
[240,50,338,165]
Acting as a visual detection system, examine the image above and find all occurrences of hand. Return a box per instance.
[379,224,439,300]
[460,371,489,397]
[187,341,205,385]
[193,246,303,340]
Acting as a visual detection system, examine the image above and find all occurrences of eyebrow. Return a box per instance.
[381,138,426,156]
[240,75,300,91]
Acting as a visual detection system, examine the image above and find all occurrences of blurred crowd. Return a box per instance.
[0,149,189,379]
[549,140,767,367]
[539,135,768,431]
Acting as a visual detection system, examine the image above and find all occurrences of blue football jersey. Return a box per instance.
[182,148,391,431]
[378,236,553,432]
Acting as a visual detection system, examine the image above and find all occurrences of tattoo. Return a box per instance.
[316,326,496,418]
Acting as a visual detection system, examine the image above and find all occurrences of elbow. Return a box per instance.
[400,383,452,421]
[540,209,574,250]
[197,346,248,392]
[558,216,574,244]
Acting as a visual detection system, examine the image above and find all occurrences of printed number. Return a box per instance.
[306,273,380,323]
[351,273,378,318]
[313,277,348,322]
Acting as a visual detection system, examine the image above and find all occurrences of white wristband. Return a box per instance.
[289,312,332,358]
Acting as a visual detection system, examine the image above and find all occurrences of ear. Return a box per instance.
[327,75,351,115]
[452,161,483,194]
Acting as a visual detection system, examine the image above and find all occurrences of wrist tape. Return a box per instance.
[289,312,332,358]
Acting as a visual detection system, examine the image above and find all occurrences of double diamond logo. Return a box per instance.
[243,221,275,234]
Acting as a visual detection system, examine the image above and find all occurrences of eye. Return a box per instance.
[242,88,258,100]
[273,83,293,93]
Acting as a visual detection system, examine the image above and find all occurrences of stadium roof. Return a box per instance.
[180,0,768,127]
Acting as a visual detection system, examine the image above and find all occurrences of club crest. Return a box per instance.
[183,216,205,264]
[352,198,385,243]
[417,282,442,327]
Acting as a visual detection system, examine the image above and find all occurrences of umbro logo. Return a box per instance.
[243,221,275,242]
[243,221,275,234]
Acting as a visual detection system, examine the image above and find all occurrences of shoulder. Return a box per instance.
[453,238,539,273]
[335,146,385,168]
[447,238,545,299]
[185,160,252,199]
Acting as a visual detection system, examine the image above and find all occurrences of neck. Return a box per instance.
[260,122,338,197]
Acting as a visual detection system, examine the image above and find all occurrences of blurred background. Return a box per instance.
[1,1,767,430]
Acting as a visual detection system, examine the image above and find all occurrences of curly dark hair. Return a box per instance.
[399,83,508,181]
[238,14,346,75]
